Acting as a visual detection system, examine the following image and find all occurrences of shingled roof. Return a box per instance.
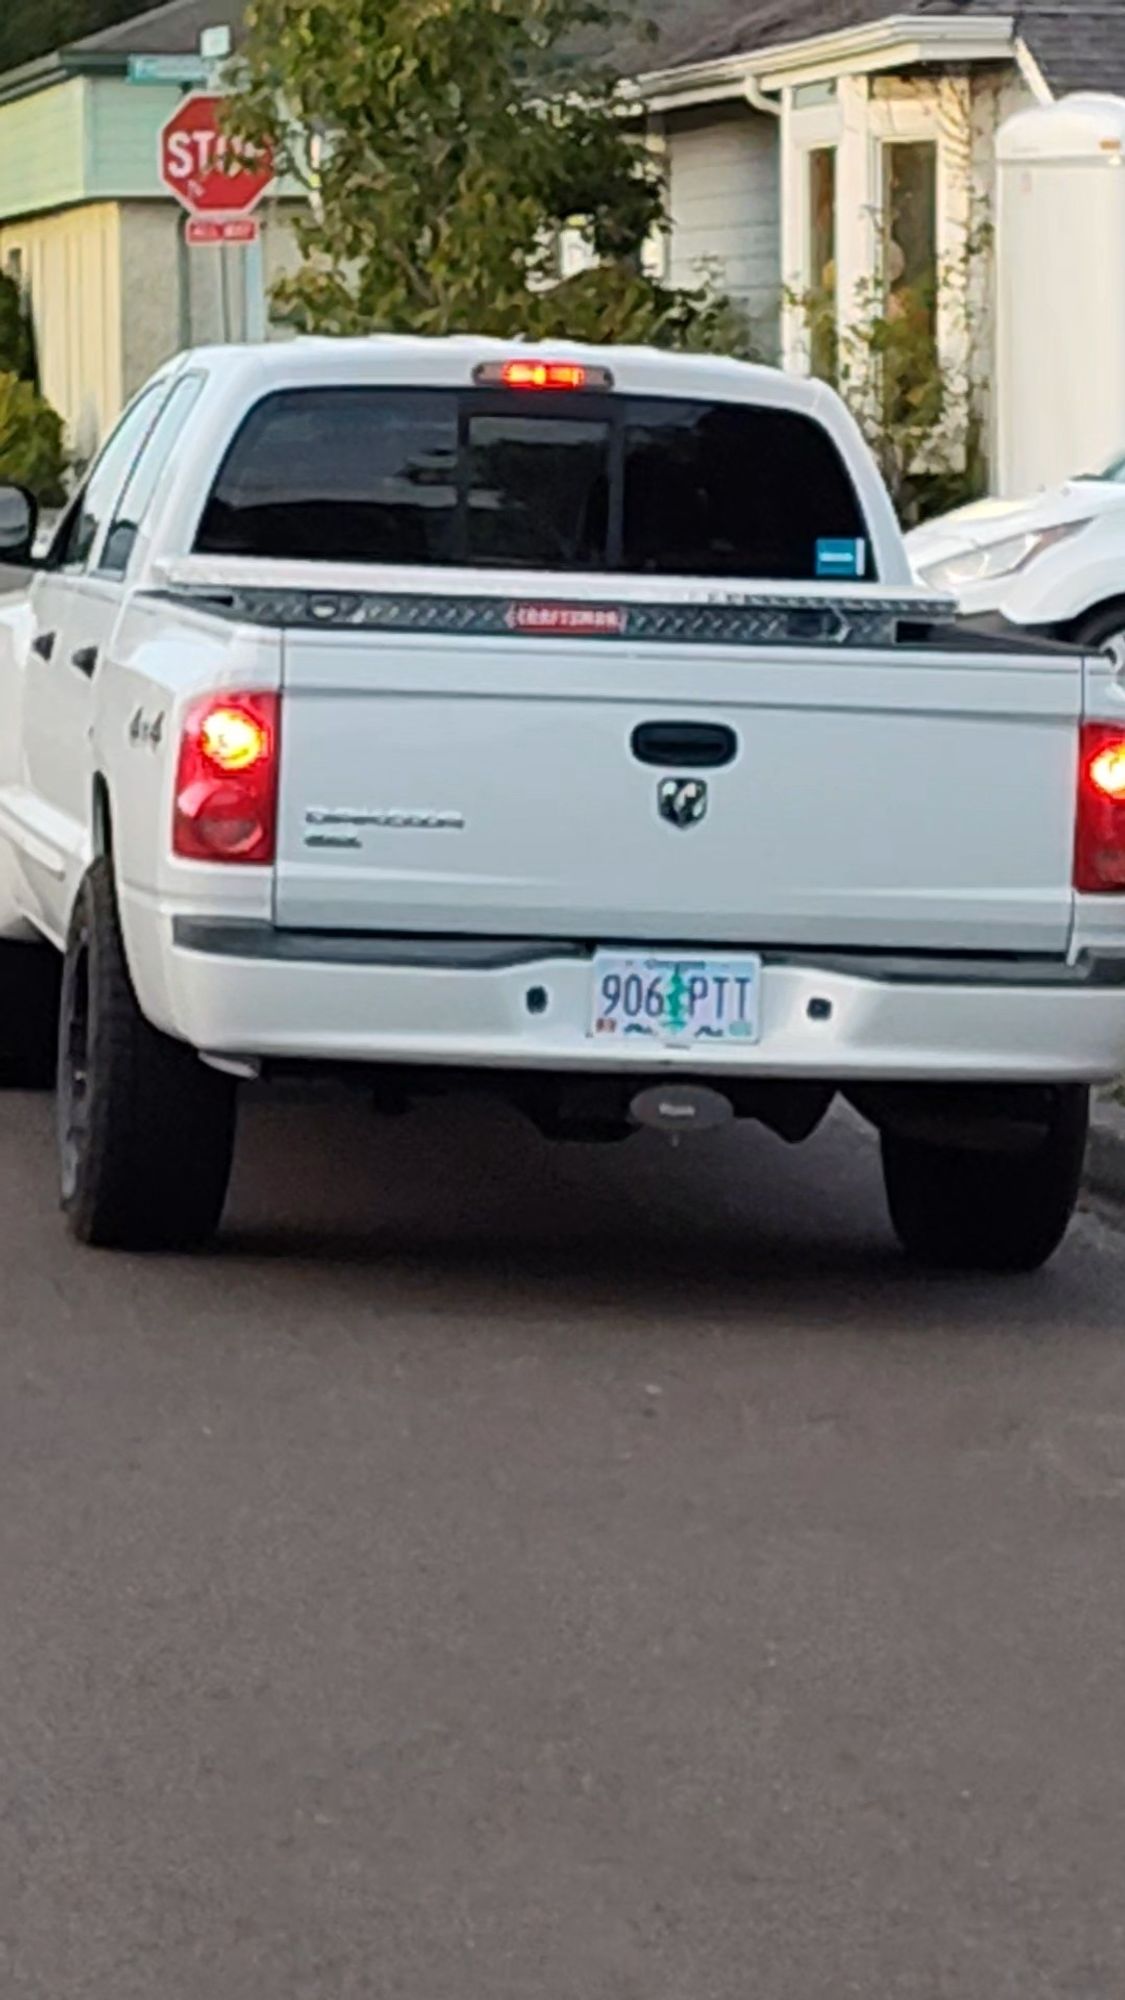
[632,1,1125,98]
[71,0,245,56]
[64,0,1125,102]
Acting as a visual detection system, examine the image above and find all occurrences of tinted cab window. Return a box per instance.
[197,386,874,581]
[99,375,206,577]
[48,383,168,573]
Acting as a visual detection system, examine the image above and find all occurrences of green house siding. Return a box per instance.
[85,77,181,199]
[0,73,302,221]
[0,79,85,218]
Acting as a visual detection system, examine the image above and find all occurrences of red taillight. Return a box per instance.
[472,358,614,393]
[173,692,279,865]
[1075,722,1125,891]
[502,360,587,391]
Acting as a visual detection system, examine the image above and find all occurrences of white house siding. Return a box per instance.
[662,102,781,356]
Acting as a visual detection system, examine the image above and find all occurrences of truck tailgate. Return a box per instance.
[274,614,1081,953]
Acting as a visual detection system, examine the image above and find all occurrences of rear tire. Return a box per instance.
[0,938,62,1089]
[882,1087,1089,1273]
[59,859,236,1250]
[1072,604,1125,675]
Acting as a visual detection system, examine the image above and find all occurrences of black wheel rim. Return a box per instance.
[58,933,91,1205]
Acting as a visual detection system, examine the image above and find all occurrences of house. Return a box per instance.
[634,3,1125,375]
[0,0,287,458]
[2,0,1123,482]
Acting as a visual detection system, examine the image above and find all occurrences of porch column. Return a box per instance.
[834,72,875,344]
[779,86,805,371]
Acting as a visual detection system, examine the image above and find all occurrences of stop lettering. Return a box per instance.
[159,94,275,216]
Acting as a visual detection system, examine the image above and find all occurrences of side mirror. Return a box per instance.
[0,485,38,567]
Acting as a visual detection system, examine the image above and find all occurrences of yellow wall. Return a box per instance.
[0,197,303,466]
[0,204,123,464]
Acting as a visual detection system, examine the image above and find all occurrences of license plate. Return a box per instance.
[589,953,762,1045]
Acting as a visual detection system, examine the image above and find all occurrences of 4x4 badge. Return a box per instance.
[658,777,708,829]
[128,707,165,751]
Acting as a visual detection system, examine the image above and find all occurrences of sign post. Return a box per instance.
[200,24,268,345]
[157,91,275,342]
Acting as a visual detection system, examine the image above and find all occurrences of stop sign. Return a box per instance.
[159,94,275,216]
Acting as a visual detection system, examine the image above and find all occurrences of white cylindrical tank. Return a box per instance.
[997,93,1125,496]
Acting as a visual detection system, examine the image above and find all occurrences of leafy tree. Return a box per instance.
[228,0,754,353]
[0,271,66,498]
[0,374,67,506]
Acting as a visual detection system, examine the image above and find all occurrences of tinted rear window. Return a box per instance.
[196,386,874,580]
[466,412,611,570]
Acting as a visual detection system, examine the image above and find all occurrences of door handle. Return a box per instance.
[32,630,56,662]
[631,720,738,769]
[71,645,99,677]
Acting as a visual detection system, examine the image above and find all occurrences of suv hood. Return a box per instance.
[906,480,1125,570]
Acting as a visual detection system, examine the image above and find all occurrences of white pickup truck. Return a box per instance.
[1,335,1124,1269]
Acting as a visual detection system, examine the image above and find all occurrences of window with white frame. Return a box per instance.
[781,63,978,453]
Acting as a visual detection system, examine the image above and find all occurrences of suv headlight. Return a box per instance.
[920,520,1090,591]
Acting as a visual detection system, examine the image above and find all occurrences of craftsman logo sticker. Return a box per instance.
[506,603,629,637]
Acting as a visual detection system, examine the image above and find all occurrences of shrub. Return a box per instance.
[790,218,993,527]
[0,372,68,507]
[0,271,38,386]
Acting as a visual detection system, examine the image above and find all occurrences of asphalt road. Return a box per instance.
[4,1087,1125,1999]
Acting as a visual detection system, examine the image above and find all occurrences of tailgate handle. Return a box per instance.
[631,721,737,769]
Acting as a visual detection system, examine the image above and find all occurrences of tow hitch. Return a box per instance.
[629,1084,734,1137]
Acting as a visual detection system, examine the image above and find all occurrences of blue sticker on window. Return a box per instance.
[816,537,867,579]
